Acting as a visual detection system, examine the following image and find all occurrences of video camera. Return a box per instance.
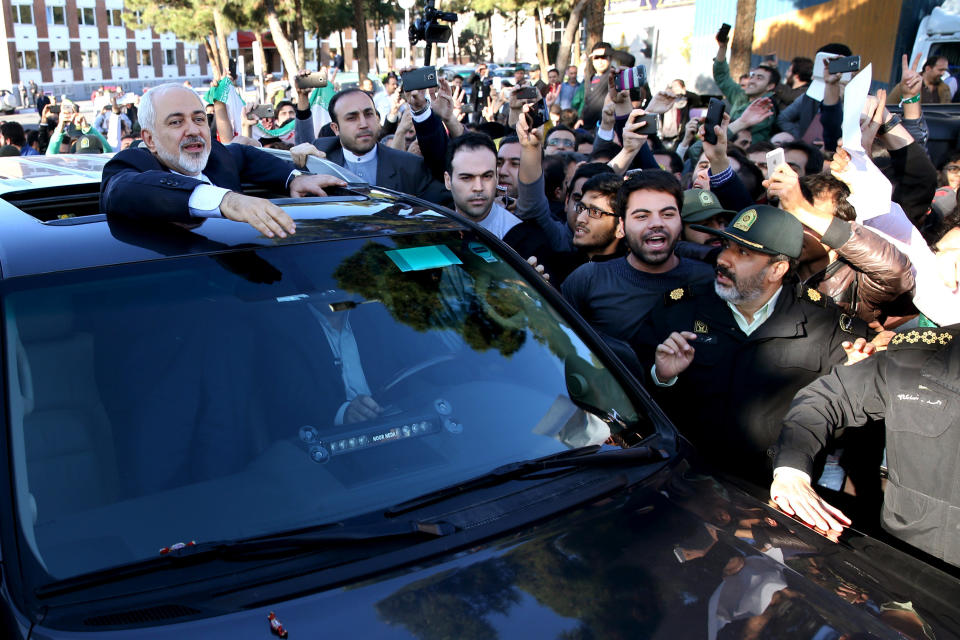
[408,0,457,63]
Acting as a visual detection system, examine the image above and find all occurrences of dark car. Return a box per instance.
[0,154,958,639]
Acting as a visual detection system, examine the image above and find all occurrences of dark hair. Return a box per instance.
[654,149,683,174]
[545,124,574,143]
[782,140,824,176]
[726,147,765,200]
[801,173,855,221]
[25,129,39,148]
[548,67,558,75]
[791,56,814,83]
[542,154,566,202]
[0,121,26,147]
[588,144,618,163]
[672,78,686,90]
[499,134,519,147]
[745,141,775,156]
[327,88,375,124]
[559,108,578,129]
[574,131,594,148]
[756,63,781,88]
[817,43,852,56]
[446,132,497,174]
[592,41,612,55]
[568,162,615,200]
[614,170,683,217]
[923,55,947,72]
[580,173,623,209]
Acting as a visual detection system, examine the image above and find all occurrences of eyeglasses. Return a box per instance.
[575,201,616,219]
[546,138,575,148]
[945,164,960,173]
[591,54,609,61]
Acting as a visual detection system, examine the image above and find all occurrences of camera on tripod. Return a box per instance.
[408,0,458,46]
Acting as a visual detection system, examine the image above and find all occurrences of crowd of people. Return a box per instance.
[9,28,960,568]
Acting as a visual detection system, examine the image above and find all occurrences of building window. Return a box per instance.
[107,8,123,26]
[77,7,96,26]
[17,50,39,70]
[137,49,152,66]
[46,5,66,25]
[110,49,127,67]
[184,48,198,65]
[50,50,71,69]
[164,49,176,66]
[13,3,34,24]
[81,49,99,68]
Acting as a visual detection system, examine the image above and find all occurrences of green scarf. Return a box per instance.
[256,119,296,138]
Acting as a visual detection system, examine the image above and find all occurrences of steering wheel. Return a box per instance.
[379,353,458,395]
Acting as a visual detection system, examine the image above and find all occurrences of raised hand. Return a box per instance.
[515,103,543,149]
[738,96,774,127]
[654,331,697,382]
[645,90,678,114]
[621,109,650,153]
[900,52,924,100]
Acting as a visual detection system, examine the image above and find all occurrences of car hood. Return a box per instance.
[38,463,960,639]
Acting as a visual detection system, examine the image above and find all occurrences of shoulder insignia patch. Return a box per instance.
[889,329,953,349]
[797,286,825,306]
[664,286,688,305]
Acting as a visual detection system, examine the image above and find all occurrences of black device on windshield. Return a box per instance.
[408,0,458,66]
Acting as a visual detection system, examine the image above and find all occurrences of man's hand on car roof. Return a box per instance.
[290,143,326,169]
[289,174,347,198]
[219,192,297,239]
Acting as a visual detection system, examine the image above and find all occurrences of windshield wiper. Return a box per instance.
[386,444,669,516]
[36,518,453,599]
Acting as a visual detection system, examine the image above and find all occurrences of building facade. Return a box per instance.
[1,0,211,98]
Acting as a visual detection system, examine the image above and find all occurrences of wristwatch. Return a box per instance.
[877,114,902,136]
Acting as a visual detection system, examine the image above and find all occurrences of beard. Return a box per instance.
[155,136,210,175]
[714,264,768,305]
[625,226,679,266]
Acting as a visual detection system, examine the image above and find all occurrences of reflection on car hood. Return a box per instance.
[57,466,958,638]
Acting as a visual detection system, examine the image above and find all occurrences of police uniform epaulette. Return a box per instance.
[796,284,826,307]
[664,285,691,306]
[888,328,954,350]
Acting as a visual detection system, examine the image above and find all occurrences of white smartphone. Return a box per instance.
[766,147,785,179]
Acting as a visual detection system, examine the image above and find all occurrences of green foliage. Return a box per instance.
[457,17,488,63]
[122,0,215,42]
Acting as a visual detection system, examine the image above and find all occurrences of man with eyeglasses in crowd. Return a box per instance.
[579,42,615,131]
[543,125,577,156]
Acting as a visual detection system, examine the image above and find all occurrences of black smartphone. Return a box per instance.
[514,85,540,101]
[401,66,438,92]
[827,55,861,74]
[252,104,275,119]
[614,65,647,92]
[525,99,546,129]
[49,104,60,115]
[295,71,328,90]
[635,113,658,135]
[703,98,725,145]
[717,23,731,44]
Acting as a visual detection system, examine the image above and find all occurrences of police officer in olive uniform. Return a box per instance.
[771,324,960,568]
[632,205,870,484]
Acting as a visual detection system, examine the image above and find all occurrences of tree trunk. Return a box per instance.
[487,14,494,62]
[554,0,587,73]
[204,34,222,79]
[212,6,232,80]
[264,0,301,87]
[386,18,395,69]
[352,0,370,77]
[293,0,306,69]
[584,0,605,78]
[253,31,267,76]
[730,0,757,79]
[533,7,548,70]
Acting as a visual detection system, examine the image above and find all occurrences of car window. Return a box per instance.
[3,230,651,584]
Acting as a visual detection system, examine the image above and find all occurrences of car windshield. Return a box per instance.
[3,230,652,584]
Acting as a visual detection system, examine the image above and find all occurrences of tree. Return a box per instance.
[553,0,587,74]
[351,0,371,76]
[730,0,757,79]
[122,0,230,78]
[584,0,605,78]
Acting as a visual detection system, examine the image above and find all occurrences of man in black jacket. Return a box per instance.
[771,324,960,567]
[580,42,614,131]
[100,83,344,238]
[633,205,870,484]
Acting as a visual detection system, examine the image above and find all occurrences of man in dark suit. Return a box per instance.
[292,87,447,204]
[100,83,345,238]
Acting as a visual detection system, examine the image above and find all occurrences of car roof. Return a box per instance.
[0,153,467,280]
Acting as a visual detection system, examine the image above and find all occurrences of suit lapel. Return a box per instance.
[202,143,242,192]
[375,144,397,187]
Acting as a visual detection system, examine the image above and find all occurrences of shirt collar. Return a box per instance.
[726,286,782,336]
[342,144,378,164]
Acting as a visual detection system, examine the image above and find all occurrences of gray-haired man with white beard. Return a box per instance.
[101,83,345,238]
[630,204,872,484]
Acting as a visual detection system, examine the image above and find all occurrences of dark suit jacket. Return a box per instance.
[311,137,449,205]
[100,143,295,223]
